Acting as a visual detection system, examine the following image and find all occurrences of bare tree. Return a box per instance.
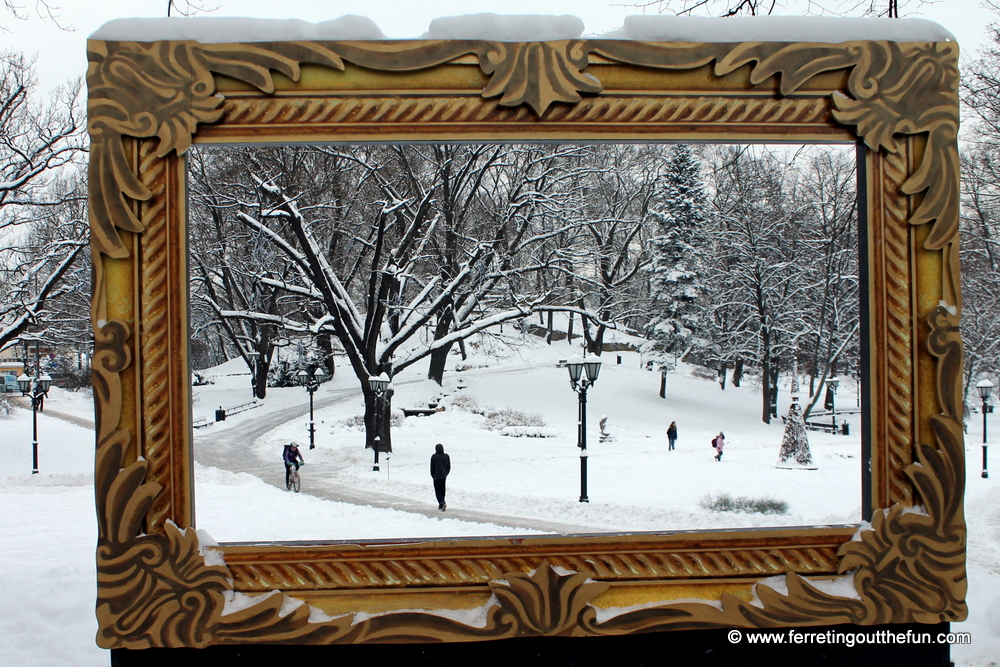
[958,148,1000,420]
[2,0,70,31]
[192,144,569,453]
[0,209,86,354]
[792,149,860,419]
[628,0,923,19]
[0,51,86,353]
[707,147,811,423]
[568,144,656,357]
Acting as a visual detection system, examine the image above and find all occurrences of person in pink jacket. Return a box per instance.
[712,432,725,462]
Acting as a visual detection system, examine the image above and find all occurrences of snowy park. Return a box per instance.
[2,1,1000,659]
[191,338,863,541]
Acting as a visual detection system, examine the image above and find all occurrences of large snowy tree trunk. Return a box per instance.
[428,310,454,385]
[732,358,744,388]
[769,361,780,419]
[363,385,393,454]
[760,329,773,424]
[252,345,271,400]
[318,333,337,379]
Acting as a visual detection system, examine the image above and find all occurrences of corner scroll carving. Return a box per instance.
[593,40,959,262]
[87,40,346,259]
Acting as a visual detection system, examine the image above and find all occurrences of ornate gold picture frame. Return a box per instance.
[88,28,963,648]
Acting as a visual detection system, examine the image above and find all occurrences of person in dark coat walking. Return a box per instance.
[430,443,451,511]
[666,421,677,451]
[33,381,45,412]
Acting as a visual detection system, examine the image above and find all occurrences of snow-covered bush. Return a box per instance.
[454,362,489,373]
[0,392,12,417]
[484,408,545,431]
[449,394,479,412]
[500,426,557,438]
[699,493,788,515]
[688,365,718,381]
[338,410,404,430]
[267,358,300,388]
[449,395,545,430]
[192,370,214,386]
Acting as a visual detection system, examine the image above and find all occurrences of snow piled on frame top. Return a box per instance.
[91,14,955,44]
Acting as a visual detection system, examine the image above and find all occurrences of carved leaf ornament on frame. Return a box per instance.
[87,34,963,647]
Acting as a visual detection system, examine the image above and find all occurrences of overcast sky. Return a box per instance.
[3,0,995,91]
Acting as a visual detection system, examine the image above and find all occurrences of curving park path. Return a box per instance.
[193,376,597,535]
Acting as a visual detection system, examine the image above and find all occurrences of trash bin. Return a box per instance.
[617,355,622,365]
[215,407,226,422]
[841,420,849,436]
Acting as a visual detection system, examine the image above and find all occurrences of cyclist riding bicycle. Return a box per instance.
[282,442,305,489]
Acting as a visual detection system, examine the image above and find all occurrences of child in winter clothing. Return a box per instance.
[712,432,725,461]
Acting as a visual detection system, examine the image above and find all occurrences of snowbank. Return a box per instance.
[91,14,953,44]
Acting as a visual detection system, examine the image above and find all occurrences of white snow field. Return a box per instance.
[0,336,997,664]
[192,334,863,542]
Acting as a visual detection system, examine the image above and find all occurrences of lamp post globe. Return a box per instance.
[16,374,30,395]
[977,379,994,479]
[566,354,584,385]
[583,356,602,383]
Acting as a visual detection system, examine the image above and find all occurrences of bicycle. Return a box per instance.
[285,463,302,493]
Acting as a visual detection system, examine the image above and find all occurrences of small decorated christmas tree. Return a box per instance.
[776,395,816,469]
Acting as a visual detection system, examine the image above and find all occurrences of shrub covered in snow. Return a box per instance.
[450,395,545,430]
[700,493,788,515]
[339,411,404,430]
[192,370,215,386]
[688,364,719,381]
[0,392,12,417]
[499,426,558,438]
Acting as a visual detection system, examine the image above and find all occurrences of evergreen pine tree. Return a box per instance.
[643,145,710,374]
[777,397,816,468]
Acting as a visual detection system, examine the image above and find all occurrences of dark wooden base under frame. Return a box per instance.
[110,623,953,667]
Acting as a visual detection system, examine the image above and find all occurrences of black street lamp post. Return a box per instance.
[248,351,259,399]
[296,368,326,450]
[566,355,602,503]
[17,371,52,474]
[826,376,839,434]
[977,379,994,479]
[368,373,390,472]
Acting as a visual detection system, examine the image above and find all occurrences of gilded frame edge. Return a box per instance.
[87,36,964,648]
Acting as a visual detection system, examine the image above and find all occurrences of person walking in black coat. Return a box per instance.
[430,443,451,511]
[666,421,677,451]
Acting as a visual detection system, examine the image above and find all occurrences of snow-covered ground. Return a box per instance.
[193,335,862,541]
[1,332,997,663]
